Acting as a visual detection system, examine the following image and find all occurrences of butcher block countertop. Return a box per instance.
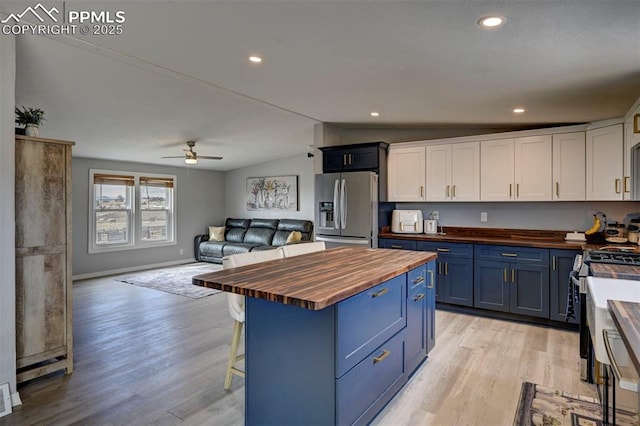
[591,264,640,281]
[193,246,437,310]
[379,226,624,251]
[607,300,640,375]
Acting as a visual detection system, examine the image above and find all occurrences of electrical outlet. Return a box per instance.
[432,211,439,220]
[179,249,184,255]
[481,212,488,222]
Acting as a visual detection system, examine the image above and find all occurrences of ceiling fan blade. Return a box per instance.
[197,155,223,160]
[161,156,188,159]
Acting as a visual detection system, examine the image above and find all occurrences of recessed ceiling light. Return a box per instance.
[249,56,262,63]
[513,108,525,114]
[478,16,505,28]
[370,112,380,117]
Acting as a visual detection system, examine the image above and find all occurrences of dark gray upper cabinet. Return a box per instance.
[320,142,388,173]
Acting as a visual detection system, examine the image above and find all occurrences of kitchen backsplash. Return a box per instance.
[380,201,640,232]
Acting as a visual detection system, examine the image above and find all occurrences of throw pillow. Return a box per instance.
[286,231,302,243]
[209,226,225,242]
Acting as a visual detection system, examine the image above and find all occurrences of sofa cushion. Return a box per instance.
[272,220,313,246]
[199,241,226,259]
[208,226,225,241]
[243,227,276,246]
[249,218,279,230]
[226,218,251,228]
[224,218,251,243]
[222,243,259,256]
[286,231,302,243]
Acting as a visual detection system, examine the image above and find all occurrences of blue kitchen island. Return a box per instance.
[193,246,437,425]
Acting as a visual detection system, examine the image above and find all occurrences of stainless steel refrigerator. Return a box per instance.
[314,171,378,248]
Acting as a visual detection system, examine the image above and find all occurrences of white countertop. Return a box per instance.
[587,277,640,309]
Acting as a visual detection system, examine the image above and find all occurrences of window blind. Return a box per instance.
[93,173,135,186]
[139,176,174,188]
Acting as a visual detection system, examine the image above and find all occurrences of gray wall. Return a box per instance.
[73,158,225,277]
[225,153,315,221]
[0,34,17,401]
[394,201,640,232]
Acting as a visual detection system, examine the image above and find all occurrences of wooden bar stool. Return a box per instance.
[221,249,283,390]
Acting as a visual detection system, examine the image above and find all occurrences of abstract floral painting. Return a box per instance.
[246,175,298,211]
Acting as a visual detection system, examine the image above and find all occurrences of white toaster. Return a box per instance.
[391,210,424,233]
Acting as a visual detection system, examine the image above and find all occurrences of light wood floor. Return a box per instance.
[1,273,597,426]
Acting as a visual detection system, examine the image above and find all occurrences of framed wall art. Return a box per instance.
[246,175,298,211]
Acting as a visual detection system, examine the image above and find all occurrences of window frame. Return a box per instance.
[88,169,177,254]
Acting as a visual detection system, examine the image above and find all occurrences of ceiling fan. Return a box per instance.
[162,141,223,165]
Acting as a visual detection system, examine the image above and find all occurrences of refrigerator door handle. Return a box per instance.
[333,179,340,230]
[340,178,347,229]
[316,236,370,245]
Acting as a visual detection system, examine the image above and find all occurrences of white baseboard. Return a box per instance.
[72,258,197,281]
[10,392,21,407]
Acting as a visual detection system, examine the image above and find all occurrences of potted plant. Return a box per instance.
[15,106,46,137]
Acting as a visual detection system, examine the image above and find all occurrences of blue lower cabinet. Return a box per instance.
[336,275,406,377]
[417,242,473,307]
[549,249,580,324]
[474,260,510,312]
[336,332,406,426]
[379,238,417,250]
[405,265,427,374]
[425,261,436,353]
[245,262,434,426]
[474,246,550,319]
[510,263,550,318]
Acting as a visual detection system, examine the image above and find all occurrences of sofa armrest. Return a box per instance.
[194,234,210,261]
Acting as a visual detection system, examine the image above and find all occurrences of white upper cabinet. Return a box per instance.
[552,132,586,201]
[481,137,552,201]
[427,142,480,202]
[514,135,552,201]
[586,124,624,200]
[480,139,515,201]
[387,146,426,202]
[425,144,451,202]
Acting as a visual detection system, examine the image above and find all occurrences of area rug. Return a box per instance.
[514,382,637,426]
[115,263,223,299]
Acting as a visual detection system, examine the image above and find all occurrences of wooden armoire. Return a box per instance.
[15,135,74,383]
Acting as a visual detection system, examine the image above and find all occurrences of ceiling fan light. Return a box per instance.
[185,158,198,165]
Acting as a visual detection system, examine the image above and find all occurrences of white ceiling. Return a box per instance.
[4,1,640,171]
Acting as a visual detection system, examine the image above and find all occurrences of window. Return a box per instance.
[89,170,176,253]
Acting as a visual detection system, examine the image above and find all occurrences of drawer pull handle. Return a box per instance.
[511,269,516,283]
[502,253,517,257]
[436,248,450,252]
[446,185,450,197]
[427,269,435,289]
[412,276,425,284]
[615,178,621,194]
[371,288,388,298]
[438,262,442,275]
[390,245,403,249]
[624,176,630,193]
[503,268,508,282]
[444,263,448,276]
[413,294,425,302]
[373,349,391,364]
